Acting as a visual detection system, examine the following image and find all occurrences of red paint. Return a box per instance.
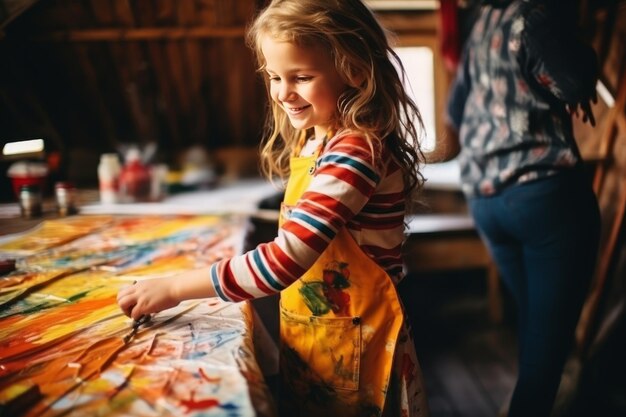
[400,353,416,387]
[179,391,220,412]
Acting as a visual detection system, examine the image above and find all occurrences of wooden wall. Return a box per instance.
[0,1,447,190]
[573,0,626,361]
[1,0,267,185]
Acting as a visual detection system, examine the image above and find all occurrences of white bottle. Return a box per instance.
[98,153,121,204]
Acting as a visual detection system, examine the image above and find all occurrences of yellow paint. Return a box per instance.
[0,216,113,253]
[0,215,266,417]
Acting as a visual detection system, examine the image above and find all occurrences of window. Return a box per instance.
[394,46,436,151]
[365,1,438,11]
[369,4,462,189]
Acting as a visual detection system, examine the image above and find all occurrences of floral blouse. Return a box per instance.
[447,0,598,197]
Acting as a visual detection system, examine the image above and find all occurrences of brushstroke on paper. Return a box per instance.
[0,215,275,417]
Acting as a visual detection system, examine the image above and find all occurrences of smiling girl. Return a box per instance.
[118,0,429,415]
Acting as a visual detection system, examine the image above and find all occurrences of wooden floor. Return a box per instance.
[399,270,518,417]
[400,270,626,417]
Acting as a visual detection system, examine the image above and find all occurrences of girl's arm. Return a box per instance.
[118,134,380,316]
[117,267,217,320]
[210,134,382,302]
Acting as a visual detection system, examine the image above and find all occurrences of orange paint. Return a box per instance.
[0,295,118,360]
[198,367,221,383]
[0,215,260,416]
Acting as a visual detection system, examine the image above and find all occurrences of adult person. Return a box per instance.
[433,1,601,416]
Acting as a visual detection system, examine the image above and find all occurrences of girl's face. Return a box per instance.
[261,35,348,140]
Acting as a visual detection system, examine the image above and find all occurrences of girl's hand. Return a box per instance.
[117,277,180,320]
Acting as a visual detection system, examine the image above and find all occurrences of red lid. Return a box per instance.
[55,181,75,189]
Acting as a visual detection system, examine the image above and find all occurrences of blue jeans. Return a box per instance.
[469,170,600,417]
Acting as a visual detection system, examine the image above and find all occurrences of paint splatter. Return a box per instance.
[0,215,273,416]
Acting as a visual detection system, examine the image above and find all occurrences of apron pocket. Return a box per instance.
[280,303,361,391]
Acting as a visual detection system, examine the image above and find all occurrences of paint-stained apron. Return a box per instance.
[278,148,428,416]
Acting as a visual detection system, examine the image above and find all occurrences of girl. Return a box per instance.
[118,0,429,415]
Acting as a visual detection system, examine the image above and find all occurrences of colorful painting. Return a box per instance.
[0,215,275,417]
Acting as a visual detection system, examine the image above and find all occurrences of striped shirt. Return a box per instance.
[211,133,407,302]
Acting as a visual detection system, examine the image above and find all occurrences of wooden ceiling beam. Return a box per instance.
[31,26,245,42]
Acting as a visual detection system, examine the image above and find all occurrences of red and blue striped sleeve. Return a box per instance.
[210,134,382,302]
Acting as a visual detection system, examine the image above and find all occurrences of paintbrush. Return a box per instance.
[122,314,151,345]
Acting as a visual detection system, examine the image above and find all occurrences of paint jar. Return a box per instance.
[19,184,42,218]
[55,181,78,216]
[8,161,48,200]
[118,148,151,203]
[98,153,121,204]
[150,164,169,201]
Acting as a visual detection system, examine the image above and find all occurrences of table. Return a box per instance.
[403,214,503,323]
[402,162,503,323]
[0,214,277,417]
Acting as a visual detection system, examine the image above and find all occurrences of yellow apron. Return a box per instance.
[278,148,409,416]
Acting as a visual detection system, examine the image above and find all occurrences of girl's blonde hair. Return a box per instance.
[247,0,425,196]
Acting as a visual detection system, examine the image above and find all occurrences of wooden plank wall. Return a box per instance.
[0,0,266,184]
[0,0,444,188]
[573,0,626,358]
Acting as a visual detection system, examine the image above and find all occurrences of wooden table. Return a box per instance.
[0,213,277,417]
[403,214,503,323]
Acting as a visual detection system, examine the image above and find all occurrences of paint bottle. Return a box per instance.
[55,181,78,216]
[98,153,121,204]
[19,184,42,218]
